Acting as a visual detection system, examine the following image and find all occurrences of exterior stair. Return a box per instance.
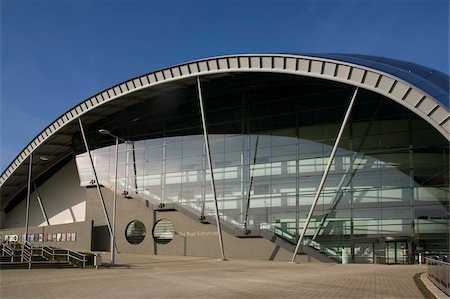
[1,242,86,270]
[153,201,338,263]
[0,254,77,270]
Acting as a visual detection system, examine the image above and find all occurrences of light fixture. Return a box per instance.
[99,129,111,135]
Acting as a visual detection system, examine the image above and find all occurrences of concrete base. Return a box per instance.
[419,273,449,299]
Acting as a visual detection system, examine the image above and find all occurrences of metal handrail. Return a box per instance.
[425,257,449,296]
[2,243,87,269]
[67,250,87,268]
[303,237,342,260]
[1,242,15,262]
[41,245,87,268]
[22,241,32,269]
[270,224,342,261]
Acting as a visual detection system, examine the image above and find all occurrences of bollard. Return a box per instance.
[342,248,349,264]
[94,253,102,269]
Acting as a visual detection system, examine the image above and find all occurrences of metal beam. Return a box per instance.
[24,154,32,244]
[78,118,114,240]
[33,182,50,226]
[197,77,226,261]
[311,99,382,240]
[111,137,119,266]
[131,142,138,192]
[244,135,259,232]
[291,87,359,263]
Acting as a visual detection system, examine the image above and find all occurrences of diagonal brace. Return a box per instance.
[291,87,359,263]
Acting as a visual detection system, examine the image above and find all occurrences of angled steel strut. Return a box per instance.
[244,135,259,233]
[197,77,226,261]
[291,87,359,263]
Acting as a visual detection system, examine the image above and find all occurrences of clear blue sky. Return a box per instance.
[1,0,449,172]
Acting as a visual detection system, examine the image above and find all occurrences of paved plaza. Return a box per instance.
[0,254,435,298]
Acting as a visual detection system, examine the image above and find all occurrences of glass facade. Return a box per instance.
[75,73,449,263]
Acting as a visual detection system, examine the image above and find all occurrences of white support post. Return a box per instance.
[33,182,50,226]
[291,88,359,263]
[78,118,114,240]
[23,154,32,262]
[197,77,226,261]
[111,137,119,266]
[244,135,259,232]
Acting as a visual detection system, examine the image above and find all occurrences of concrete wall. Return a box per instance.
[1,164,317,261]
[0,221,91,252]
[4,160,86,228]
[154,210,304,261]
[83,187,316,261]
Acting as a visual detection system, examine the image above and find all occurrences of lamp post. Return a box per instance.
[99,129,129,266]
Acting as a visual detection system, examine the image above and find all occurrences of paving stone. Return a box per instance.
[0,254,426,299]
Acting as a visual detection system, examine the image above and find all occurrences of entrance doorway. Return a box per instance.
[385,241,408,264]
[352,237,412,264]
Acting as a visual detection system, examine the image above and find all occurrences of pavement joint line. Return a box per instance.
[0,254,439,299]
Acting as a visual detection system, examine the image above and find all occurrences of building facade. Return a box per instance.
[1,54,449,264]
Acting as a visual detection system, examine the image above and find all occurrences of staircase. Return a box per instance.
[152,201,340,263]
[102,178,341,263]
[0,256,77,269]
[0,242,86,270]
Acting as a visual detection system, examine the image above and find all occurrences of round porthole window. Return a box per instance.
[125,220,146,244]
[152,219,175,244]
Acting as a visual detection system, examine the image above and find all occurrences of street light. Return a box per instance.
[99,129,129,266]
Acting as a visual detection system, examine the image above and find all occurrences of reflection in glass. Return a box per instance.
[75,73,448,262]
[153,219,175,244]
[125,220,146,244]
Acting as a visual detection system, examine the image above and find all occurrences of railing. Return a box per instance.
[21,241,32,269]
[41,246,87,268]
[271,225,297,243]
[269,223,342,262]
[303,237,342,262]
[426,257,449,296]
[1,242,15,262]
[67,249,87,268]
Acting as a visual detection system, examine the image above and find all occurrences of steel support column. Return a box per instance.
[244,135,259,232]
[197,77,226,261]
[33,182,50,226]
[24,154,32,254]
[111,137,119,265]
[291,87,359,263]
[78,118,114,240]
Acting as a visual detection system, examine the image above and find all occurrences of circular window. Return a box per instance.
[152,219,175,244]
[125,220,146,244]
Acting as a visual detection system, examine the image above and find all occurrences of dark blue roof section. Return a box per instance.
[301,53,449,109]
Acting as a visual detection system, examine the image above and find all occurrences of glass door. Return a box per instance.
[395,241,407,264]
[385,241,408,264]
[385,242,396,264]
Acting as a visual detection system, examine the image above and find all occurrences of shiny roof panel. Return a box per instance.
[301,53,449,108]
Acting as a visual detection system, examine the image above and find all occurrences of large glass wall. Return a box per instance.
[75,73,449,262]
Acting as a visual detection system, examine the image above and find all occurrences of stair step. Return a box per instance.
[0,261,77,270]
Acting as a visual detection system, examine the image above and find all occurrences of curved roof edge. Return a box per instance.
[301,53,449,109]
[1,53,449,190]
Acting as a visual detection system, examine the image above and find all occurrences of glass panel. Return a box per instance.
[385,242,396,264]
[396,242,407,264]
[152,219,175,244]
[73,73,448,261]
[125,220,146,245]
[354,242,374,263]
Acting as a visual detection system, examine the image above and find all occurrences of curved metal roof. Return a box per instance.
[304,53,449,108]
[1,53,449,209]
